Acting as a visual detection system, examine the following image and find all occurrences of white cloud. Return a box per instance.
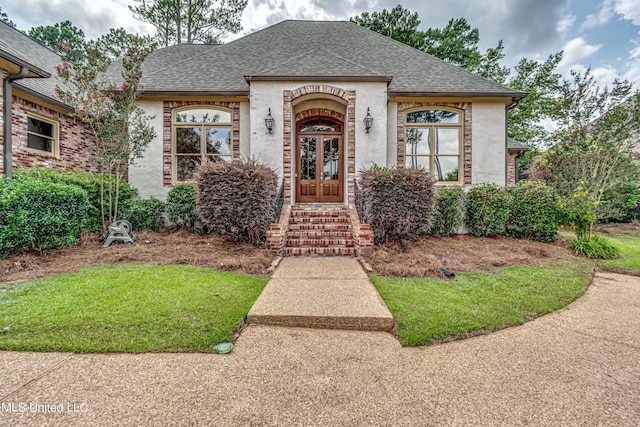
[613,0,640,25]
[581,0,615,30]
[558,37,602,70]
[557,14,576,34]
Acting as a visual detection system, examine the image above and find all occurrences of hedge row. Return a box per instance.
[465,181,559,243]
[0,176,89,258]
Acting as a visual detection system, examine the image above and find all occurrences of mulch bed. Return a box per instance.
[362,234,575,278]
[0,230,276,284]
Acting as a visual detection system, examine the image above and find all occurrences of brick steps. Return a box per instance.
[284,204,355,257]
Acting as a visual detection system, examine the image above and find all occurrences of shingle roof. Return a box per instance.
[507,139,532,152]
[0,21,67,109]
[139,20,527,100]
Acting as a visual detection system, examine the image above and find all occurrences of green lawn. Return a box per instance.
[371,259,593,346]
[0,263,268,353]
[596,235,640,273]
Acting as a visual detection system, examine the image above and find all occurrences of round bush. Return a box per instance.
[506,181,559,242]
[119,198,166,231]
[465,184,510,237]
[166,183,198,231]
[0,176,89,258]
[432,187,464,236]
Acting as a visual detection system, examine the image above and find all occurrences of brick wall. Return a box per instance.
[507,151,518,185]
[0,93,95,175]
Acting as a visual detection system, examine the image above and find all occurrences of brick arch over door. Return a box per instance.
[284,85,356,204]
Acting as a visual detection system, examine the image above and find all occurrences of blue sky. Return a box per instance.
[2,0,640,87]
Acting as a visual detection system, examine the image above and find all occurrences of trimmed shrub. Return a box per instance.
[0,176,89,258]
[431,187,464,236]
[14,167,137,231]
[358,165,436,244]
[506,181,559,242]
[196,159,278,245]
[119,198,166,231]
[571,234,620,259]
[166,183,198,231]
[465,183,510,237]
[599,180,640,223]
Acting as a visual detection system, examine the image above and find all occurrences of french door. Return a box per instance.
[296,134,343,203]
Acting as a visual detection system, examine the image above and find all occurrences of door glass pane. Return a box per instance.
[435,128,459,154]
[434,156,459,182]
[323,138,339,180]
[176,128,201,154]
[206,127,231,155]
[300,137,316,180]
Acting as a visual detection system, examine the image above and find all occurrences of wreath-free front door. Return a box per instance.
[296,133,343,203]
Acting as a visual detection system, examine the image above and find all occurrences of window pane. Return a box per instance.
[406,110,460,124]
[206,155,230,163]
[175,108,231,123]
[28,117,54,137]
[435,128,459,154]
[323,137,339,180]
[27,134,53,152]
[206,127,231,155]
[434,156,459,182]
[176,128,201,154]
[405,156,430,171]
[176,156,200,181]
[406,128,430,156]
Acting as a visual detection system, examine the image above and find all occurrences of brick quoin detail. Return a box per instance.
[163,101,240,187]
[284,85,356,205]
[397,102,472,185]
[0,94,95,175]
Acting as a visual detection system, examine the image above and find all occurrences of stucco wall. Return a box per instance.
[248,80,388,179]
[129,100,168,200]
[471,103,506,185]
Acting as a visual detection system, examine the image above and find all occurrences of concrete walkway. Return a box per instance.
[1,272,639,426]
[248,257,394,331]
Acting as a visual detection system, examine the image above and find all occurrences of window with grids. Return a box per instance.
[405,109,462,183]
[26,114,59,155]
[173,107,232,182]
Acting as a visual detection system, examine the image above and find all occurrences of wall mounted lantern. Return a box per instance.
[265,108,275,134]
[363,108,374,134]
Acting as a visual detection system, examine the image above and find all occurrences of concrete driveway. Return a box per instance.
[1,272,639,426]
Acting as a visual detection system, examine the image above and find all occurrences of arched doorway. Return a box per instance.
[296,117,344,203]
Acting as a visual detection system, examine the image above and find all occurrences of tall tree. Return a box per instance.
[27,21,86,54]
[94,28,157,60]
[350,5,424,50]
[507,53,563,148]
[0,7,15,28]
[536,70,640,238]
[130,0,247,46]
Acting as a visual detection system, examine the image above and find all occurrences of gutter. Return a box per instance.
[3,66,28,178]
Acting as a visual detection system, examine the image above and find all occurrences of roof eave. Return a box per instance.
[388,90,527,100]
[140,90,250,97]
[245,75,393,84]
[13,83,71,111]
[0,49,51,78]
